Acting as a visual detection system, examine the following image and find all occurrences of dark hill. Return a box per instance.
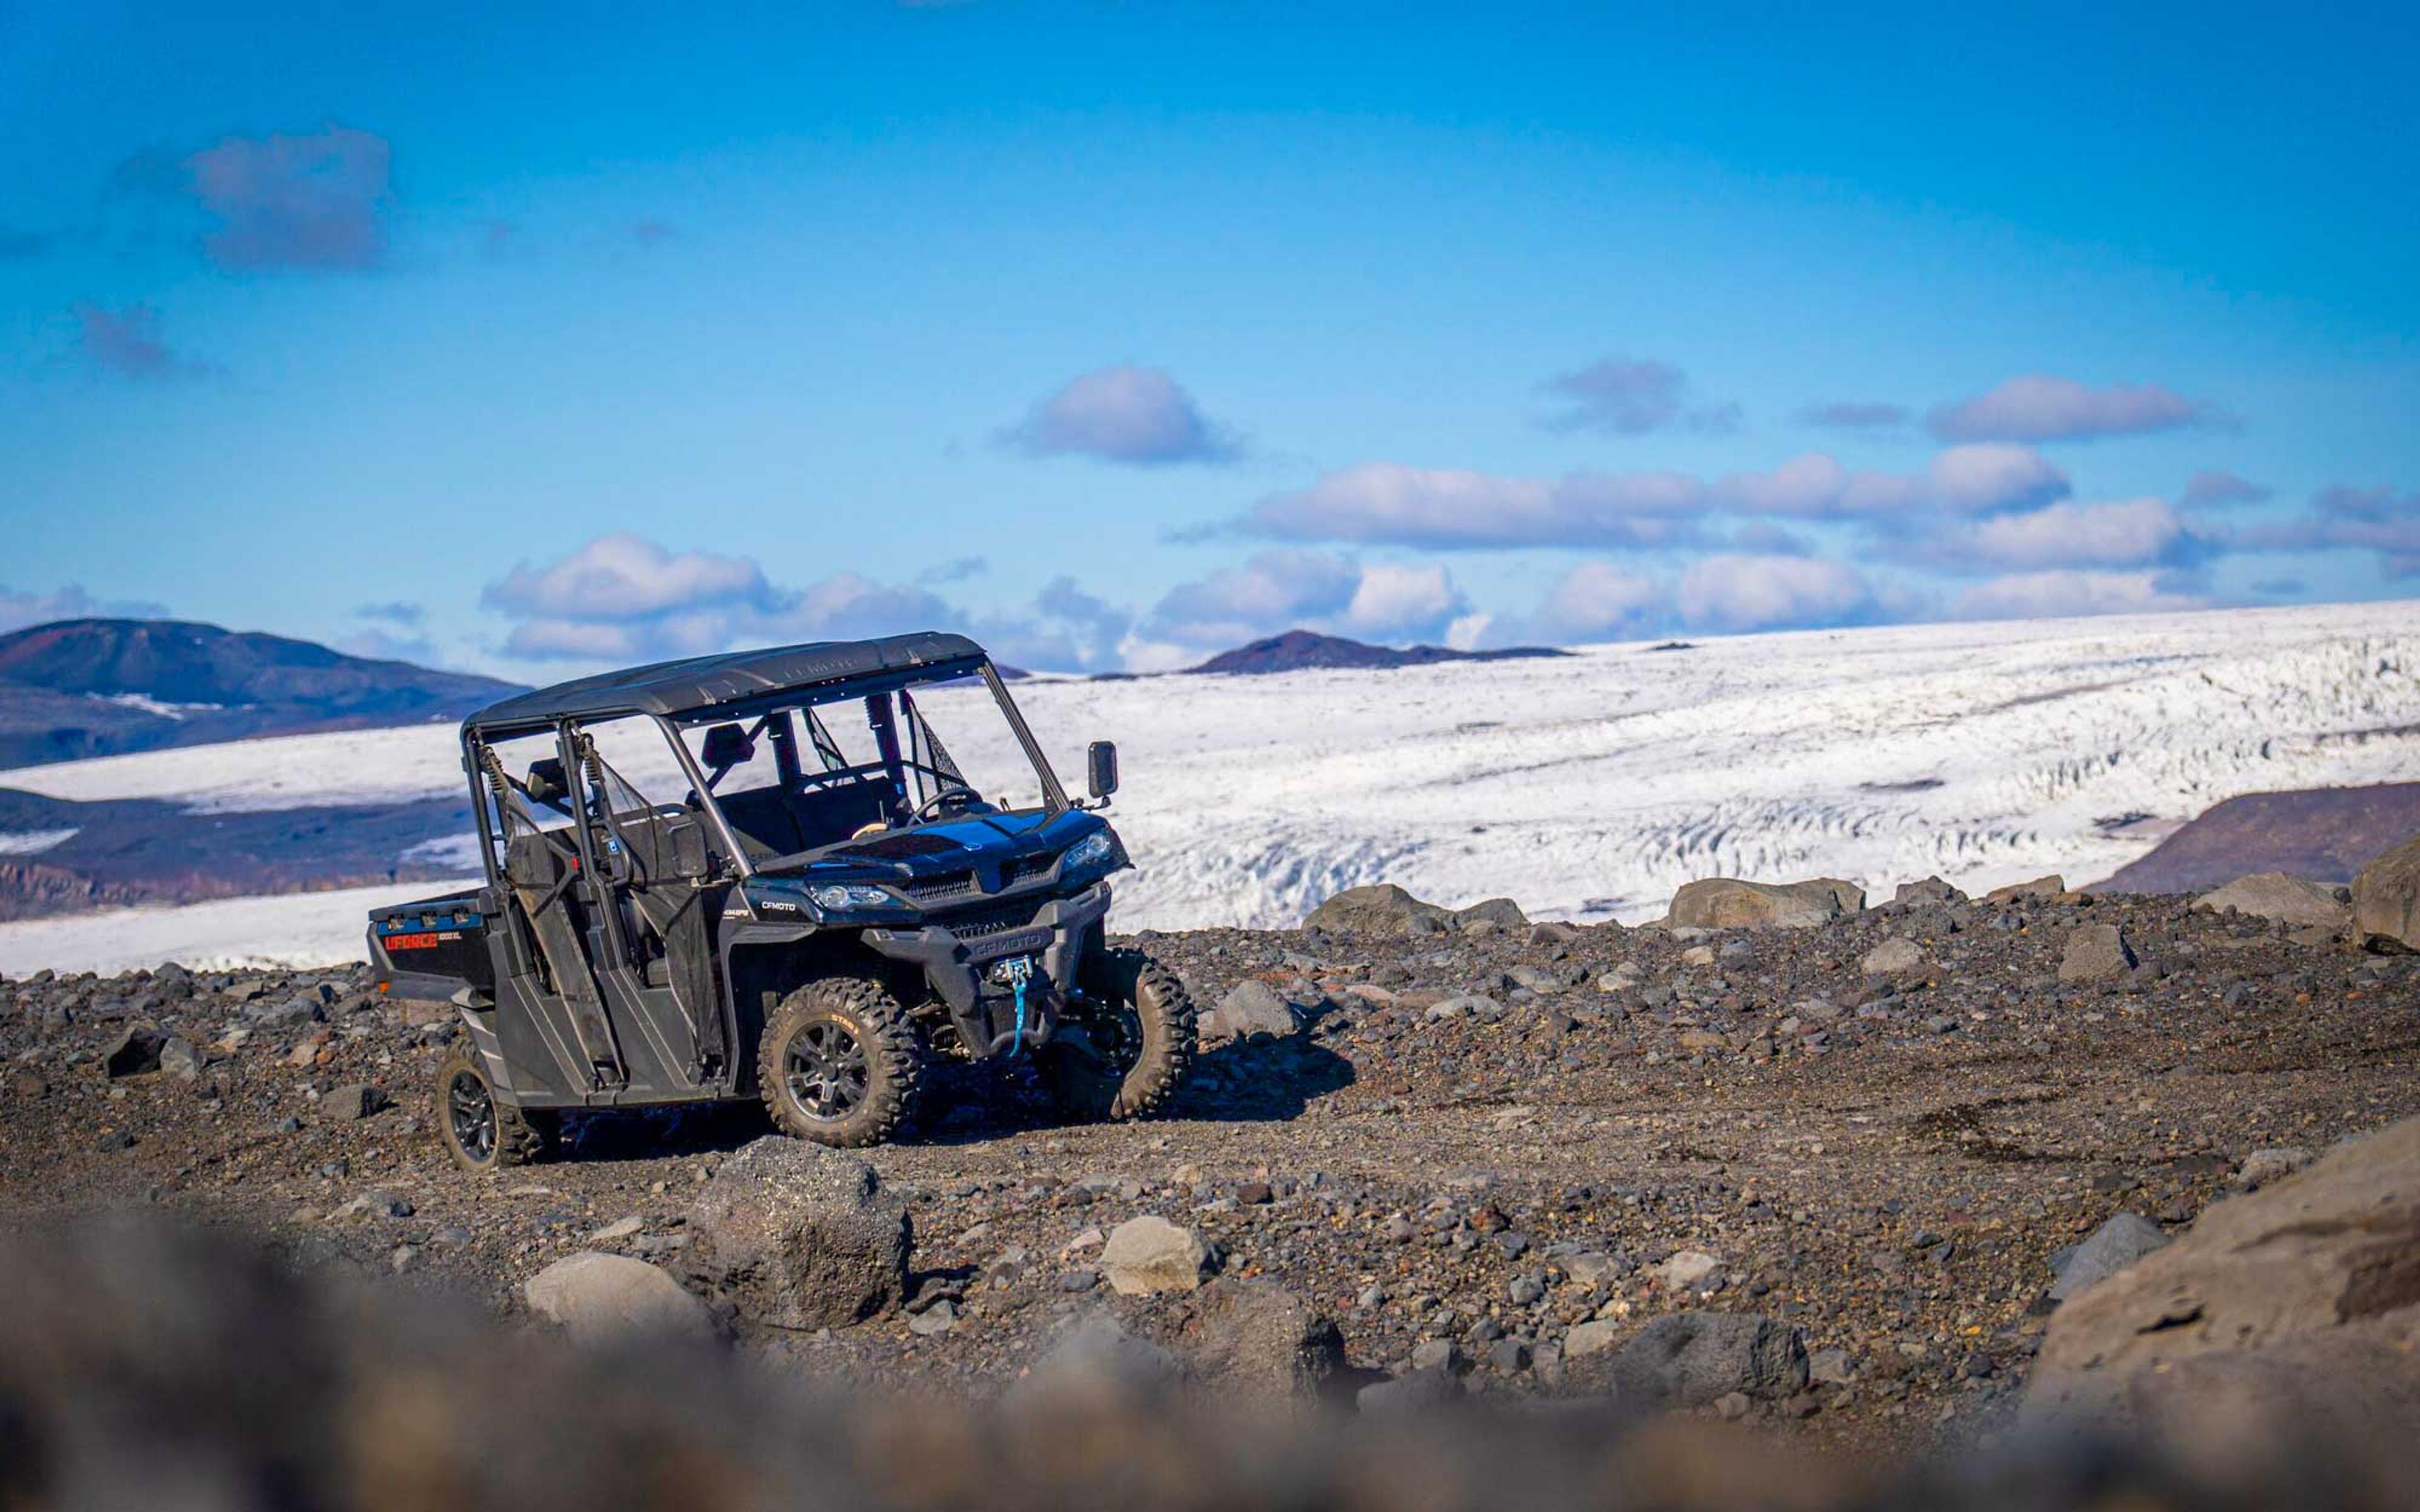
[0,619,522,769]
[1190,628,1567,676]
[2096,782,2420,893]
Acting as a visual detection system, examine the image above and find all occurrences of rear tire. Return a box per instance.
[434,1043,551,1172]
[758,977,922,1148]
[1042,948,1196,1122]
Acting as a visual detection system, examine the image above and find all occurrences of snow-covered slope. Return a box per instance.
[3,601,2414,973]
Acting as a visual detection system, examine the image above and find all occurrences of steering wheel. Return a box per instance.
[909,786,983,824]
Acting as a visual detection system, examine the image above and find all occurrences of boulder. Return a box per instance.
[2023,1118,2420,1465]
[1664,877,1864,931]
[320,1084,382,1121]
[1563,1319,1625,1360]
[1603,1312,1807,1409]
[2237,1147,2317,1189]
[1655,1250,1721,1292]
[1356,1365,1461,1414]
[2058,924,2138,983]
[1860,938,1926,976]
[2353,833,2420,951]
[1984,874,2065,904]
[1174,1278,1347,1400]
[1455,898,1530,931]
[156,1036,203,1081]
[1213,980,1298,1040]
[1893,876,1966,905]
[681,1137,911,1329]
[524,1251,713,1346]
[2048,1212,2169,1300]
[1099,1215,1211,1296]
[2192,872,2351,931]
[1303,884,1453,936]
[101,1026,165,1079]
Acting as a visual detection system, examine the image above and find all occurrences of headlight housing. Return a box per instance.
[1063,830,1118,875]
[808,883,896,912]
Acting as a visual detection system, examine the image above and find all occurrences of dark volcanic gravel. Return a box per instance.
[4,888,2415,1452]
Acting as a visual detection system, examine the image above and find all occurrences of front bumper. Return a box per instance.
[860,881,1112,1058]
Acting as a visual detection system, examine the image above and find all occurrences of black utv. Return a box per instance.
[368,631,1196,1171]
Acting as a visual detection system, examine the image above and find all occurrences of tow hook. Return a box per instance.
[1005,956,1034,1057]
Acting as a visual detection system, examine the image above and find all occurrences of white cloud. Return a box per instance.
[1248,462,1703,549]
[2247,486,2420,578]
[1949,570,2211,621]
[1939,497,2206,573]
[1141,550,1466,653]
[487,534,773,622]
[2179,470,2271,510]
[1676,554,1877,633]
[1003,365,1240,466]
[1927,375,2214,443]
[1527,561,1669,643]
[1540,357,1739,436]
[0,583,171,635]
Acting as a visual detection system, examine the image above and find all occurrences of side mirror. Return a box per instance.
[1085,740,1119,802]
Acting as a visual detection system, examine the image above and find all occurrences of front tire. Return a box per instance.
[434,1043,552,1172]
[1041,948,1196,1122]
[758,977,922,1148]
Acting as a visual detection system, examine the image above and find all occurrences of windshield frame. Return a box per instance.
[668,657,1069,878]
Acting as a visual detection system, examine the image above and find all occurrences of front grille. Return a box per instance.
[1005,852,1057,886]
[939,897,1047,939]
[902,869,978,903]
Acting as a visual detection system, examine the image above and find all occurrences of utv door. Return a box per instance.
[471,737,627,1095]
[565,719,735,1094]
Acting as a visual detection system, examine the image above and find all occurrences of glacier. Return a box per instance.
[1,600,2414,974]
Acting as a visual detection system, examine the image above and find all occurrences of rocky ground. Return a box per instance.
[3,874,2416,1458]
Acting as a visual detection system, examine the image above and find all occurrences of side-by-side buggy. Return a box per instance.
[368,631,1194,1170]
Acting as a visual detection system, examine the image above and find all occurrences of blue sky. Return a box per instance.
[3,1,2414,676]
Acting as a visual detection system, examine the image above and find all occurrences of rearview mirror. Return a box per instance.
[1085,740,1119,801]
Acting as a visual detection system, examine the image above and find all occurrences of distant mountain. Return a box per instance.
[1190,629,1568,676]
[0,619,523,769]
[2095,782,2420,893]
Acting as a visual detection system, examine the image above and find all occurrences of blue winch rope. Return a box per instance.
[1010,961,1031,1056]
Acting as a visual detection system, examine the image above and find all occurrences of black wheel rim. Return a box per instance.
[784,1020,870,1122]
[1086,1000,1144,1077]
[447,1068,497,1163]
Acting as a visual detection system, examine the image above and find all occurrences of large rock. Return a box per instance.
[1454,898,1530,931]
[1174,1278,1347,1401]
[102,1026,166,1079]
[1860,937,1926,976]
[2353,833,2420,951]
[2048,1212,2169,1301]
[1099,1215,1211,1296]
[2058,924,2137,983]
[1303,883,1453,936]
[1011,1314,1189,1409]
[1984,874,2065,904]
[1213,980,1298,1040]
[2023,1118,2420,1460]
[681,1137,910,1329]
[1664,877,1864,931]
[2192,872,2351,931]
[524,1251,713,1346]
[1603,1312,1807,1409]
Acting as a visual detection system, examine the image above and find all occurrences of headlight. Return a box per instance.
[1063,831,1117,874]
[809,883,896,912]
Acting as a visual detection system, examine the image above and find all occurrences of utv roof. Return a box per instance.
[463,631,988,733]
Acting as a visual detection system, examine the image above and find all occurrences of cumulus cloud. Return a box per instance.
[71,303,204,381]
[1004,365,1240,466]
[1526,561,1669,643]
[1247,462,1703,549]
[1540,357,1739,437]
[2180,469,2271,510]
[482,534,1138,673]
[1798,400,1908,430]
[1925,498,2210,575]
[1949,570,2211,621]
[180,125,393,272]
[0,584,171,634]
[2249,486,2420,578]
[1927,375,2215,444]
[1675,554,1879,633]
[919,556,989,585]
[1138,550,1467,655]
[1249,447,2069,551]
